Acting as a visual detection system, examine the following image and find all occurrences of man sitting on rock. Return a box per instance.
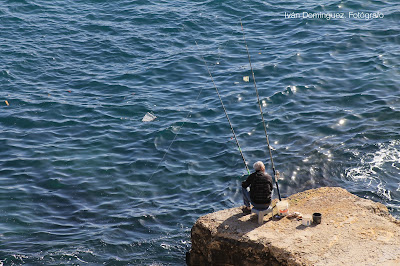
[242,161,273,214]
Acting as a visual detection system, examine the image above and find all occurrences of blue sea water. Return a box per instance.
[0,0,399,264]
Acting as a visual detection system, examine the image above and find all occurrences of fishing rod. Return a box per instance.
[240,19,282,201]
[195,41,250,175]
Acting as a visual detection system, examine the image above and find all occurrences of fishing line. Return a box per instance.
[240,19,282,200]
[142,85,204,189]
[195,41,250,175]
[142,24,241,190]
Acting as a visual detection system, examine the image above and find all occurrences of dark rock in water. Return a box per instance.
[187,187,400,265]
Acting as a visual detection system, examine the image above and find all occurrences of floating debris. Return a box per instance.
[142,112,156,122]
[5,100,9,106]
[243,76,249,82]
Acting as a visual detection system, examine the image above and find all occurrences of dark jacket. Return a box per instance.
[242,170,273,204]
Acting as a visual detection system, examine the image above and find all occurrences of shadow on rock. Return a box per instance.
[216,211,275,236]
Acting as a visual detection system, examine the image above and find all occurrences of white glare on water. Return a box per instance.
[338,119,346,125]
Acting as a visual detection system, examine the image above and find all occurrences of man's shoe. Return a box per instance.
[241,206,251,214]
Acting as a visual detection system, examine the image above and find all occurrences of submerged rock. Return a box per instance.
[187,187,400,265]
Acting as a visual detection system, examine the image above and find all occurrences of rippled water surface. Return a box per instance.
[1,0,399,264]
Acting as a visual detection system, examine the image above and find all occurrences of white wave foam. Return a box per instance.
[346,140,400,200]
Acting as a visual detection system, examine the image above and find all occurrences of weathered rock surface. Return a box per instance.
[188,187,400,265]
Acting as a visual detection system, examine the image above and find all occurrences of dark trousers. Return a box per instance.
[242,187,270,210]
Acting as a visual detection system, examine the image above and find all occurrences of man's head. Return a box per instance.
[253,161,265,172]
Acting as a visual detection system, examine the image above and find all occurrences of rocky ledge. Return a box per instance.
[187,187,400,265]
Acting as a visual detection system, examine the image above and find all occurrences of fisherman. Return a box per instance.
[242,161,273,213]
